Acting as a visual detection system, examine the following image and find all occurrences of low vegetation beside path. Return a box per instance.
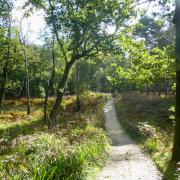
[114,93,179,180]
[0,92,110,179]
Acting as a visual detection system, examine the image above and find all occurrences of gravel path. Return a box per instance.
[96,99,162,180]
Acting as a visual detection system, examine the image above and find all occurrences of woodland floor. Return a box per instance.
[96,99,162,180]
[0,92,110,179]
[0,93,178,179]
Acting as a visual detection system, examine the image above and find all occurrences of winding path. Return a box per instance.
[96,99,162,180]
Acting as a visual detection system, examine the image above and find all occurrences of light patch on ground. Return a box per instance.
[96,99,162,180]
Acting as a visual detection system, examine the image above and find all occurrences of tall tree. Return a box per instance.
[23,47,31,115]
[27,0,133,128]
[0,1,12,113]
[172,0,180,162]
[44,36,56,123]
[19,32,31,115]
[0,23,11,113]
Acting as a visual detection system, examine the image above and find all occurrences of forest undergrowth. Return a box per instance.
[0,92,110,179]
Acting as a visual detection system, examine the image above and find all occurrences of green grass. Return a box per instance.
[0,126,109,179]
[114,92,177,180]
[0,92,110,179]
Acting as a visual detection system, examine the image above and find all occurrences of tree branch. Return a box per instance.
[48,0,68,64]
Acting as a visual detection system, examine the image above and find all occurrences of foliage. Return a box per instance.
[0,0,178,178]
[107,35,175,92]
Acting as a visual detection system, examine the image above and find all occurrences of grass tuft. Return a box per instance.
[0,92,110,179]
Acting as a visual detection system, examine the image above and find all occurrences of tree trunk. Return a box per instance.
[19,78,26,99]
[75,62,80,112]
[0,22,11,114]
[172,0,180,162]
[0,61,8,113]
[49,58,76,129]
[22,49,30,115]
[44,39,55,124]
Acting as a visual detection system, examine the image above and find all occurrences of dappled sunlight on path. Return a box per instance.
[96,99,162,180]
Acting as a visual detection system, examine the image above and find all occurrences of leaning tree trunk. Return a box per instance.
[44,40,56,124]
[22,48,30,115]
[49,58,76,129]
[172,0,180,162]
